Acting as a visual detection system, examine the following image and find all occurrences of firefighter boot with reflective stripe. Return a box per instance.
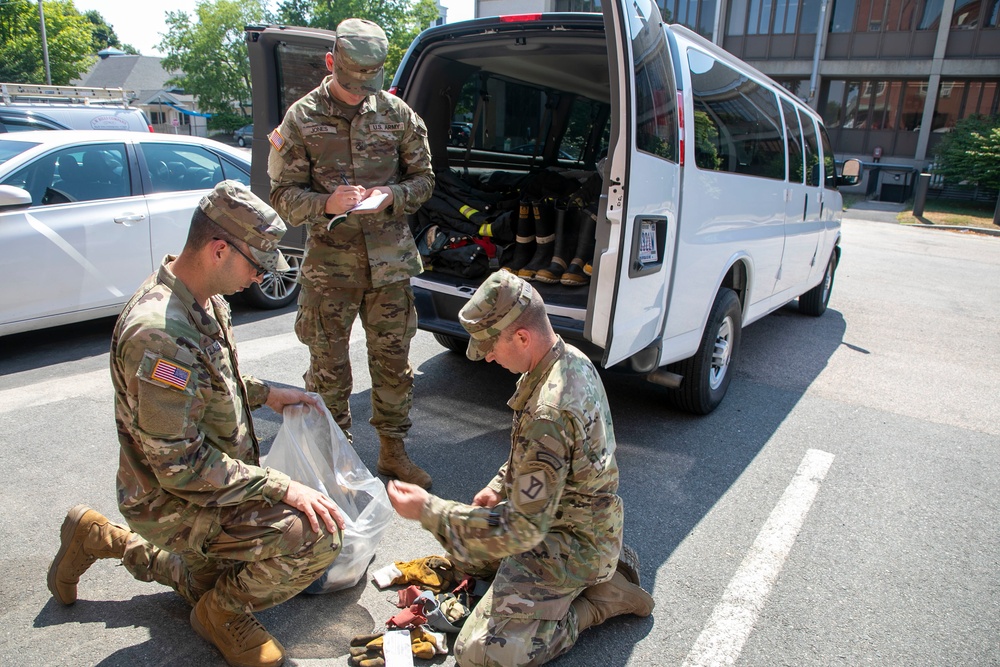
[519,199,556,279]
[501,200,535,273]
[570,571,655,633]
[191,588,286,667]
[561,207,597,286]
[48,504,131,605]
[377,435,432,489]
[535,203,577,284]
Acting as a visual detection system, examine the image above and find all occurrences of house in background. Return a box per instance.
[73,49,210,136]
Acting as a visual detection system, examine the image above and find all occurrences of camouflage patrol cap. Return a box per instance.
[199,180,290,272]
[333,19,388,96]
[459,270,535,361]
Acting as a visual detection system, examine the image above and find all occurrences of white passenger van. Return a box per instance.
[246,2,860,414]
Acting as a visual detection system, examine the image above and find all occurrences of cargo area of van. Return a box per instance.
[390,14,616,354]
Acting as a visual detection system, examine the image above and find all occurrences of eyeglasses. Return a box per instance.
[215,238,266,277]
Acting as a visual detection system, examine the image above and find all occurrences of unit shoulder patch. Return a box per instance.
[512,461,558,515]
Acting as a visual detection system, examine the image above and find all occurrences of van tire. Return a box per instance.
[670,288,742,415]
[799,251,836,316]
[433,333,468,355]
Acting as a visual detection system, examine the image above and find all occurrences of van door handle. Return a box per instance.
[802,194,808,220]
[114,213,146,227]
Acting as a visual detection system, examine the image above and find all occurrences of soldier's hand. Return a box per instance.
[361,185,393,213]
[283,480,345,534]
[265,386,322,413]
[472,486,501,508]
[387,480,428,520]
[326,185,366,215]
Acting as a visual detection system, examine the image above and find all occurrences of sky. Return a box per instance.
[73,0,475,57]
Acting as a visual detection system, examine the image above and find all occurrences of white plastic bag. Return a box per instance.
[266,396,393,593]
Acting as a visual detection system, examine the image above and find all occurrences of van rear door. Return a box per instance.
[587,0,681,369]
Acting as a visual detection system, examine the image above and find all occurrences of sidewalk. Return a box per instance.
[843,199,1000,236]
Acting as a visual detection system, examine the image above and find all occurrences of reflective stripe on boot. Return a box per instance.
[501,200,535,273]
[377,435,432,489]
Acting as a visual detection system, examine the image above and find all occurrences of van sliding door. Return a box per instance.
[588,0,680,370]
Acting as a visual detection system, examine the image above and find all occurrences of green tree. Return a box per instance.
[158,0,271,119]
[0,0,94,85]
[933,114,1000,223]
[83,9,138,54]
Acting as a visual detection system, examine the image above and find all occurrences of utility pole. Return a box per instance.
[38,0,52,85]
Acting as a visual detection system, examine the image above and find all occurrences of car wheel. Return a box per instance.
[243,252,301,309]
[799,251,837,317]
[433,332,468,355]
[237,136,247,147]
[668,288,742,415]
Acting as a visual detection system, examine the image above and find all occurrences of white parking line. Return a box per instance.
[682,448,835,667]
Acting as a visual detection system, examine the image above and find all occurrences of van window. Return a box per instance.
[798,109,821,187]
[274,42,332,117]
[632,21,678,161]
[689,51,785,180]
[781,98,804,183]
[819,124,837,188]
[454,74,602,163]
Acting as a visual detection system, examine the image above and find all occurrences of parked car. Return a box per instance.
[233,123,254,147]
[245,10,860,414]
[0,104,153,133]
[0,130,300,336]
[1,82,152,133]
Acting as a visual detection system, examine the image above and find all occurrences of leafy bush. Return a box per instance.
[932,114,1000,191]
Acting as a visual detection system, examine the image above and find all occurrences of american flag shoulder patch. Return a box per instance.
[150,358,192,391]
[268,128,285,151]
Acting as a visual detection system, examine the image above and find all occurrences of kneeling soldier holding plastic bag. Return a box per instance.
[387,270,654,667]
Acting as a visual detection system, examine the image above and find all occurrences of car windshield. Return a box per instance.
[0,140,39,166]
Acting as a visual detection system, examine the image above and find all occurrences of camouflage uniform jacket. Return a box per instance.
[111,257,291,547]
[420,337,623,620]
[267,76,434,294]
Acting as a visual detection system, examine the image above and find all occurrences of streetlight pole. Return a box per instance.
[38,0,52,84]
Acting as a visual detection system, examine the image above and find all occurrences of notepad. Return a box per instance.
[327,191,389,230]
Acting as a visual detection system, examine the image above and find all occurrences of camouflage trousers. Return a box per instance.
[295,281,417,439]
[454,583,586,667]
[121,499,341,612]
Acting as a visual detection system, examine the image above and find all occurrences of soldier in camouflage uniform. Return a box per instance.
[47,181,344,667]
[267,18,435,489]
[388,271,655,667]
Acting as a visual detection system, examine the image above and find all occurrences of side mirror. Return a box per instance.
[0,184,33,211]
[837,158,862,187]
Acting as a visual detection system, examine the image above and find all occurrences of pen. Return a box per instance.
[341,172,350,186]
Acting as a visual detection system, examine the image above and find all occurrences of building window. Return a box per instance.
[731,0,822,34]
[830,0,924,31]
[986,0,1000,26]
[917,0,943,29]
[932,79,1000,130]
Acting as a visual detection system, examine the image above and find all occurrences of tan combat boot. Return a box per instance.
[571,571,656,633]
[377,435,432,489]
[48,504,131,605]
[190,588,285,667]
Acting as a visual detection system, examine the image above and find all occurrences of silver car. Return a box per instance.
[0,130,300,336]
